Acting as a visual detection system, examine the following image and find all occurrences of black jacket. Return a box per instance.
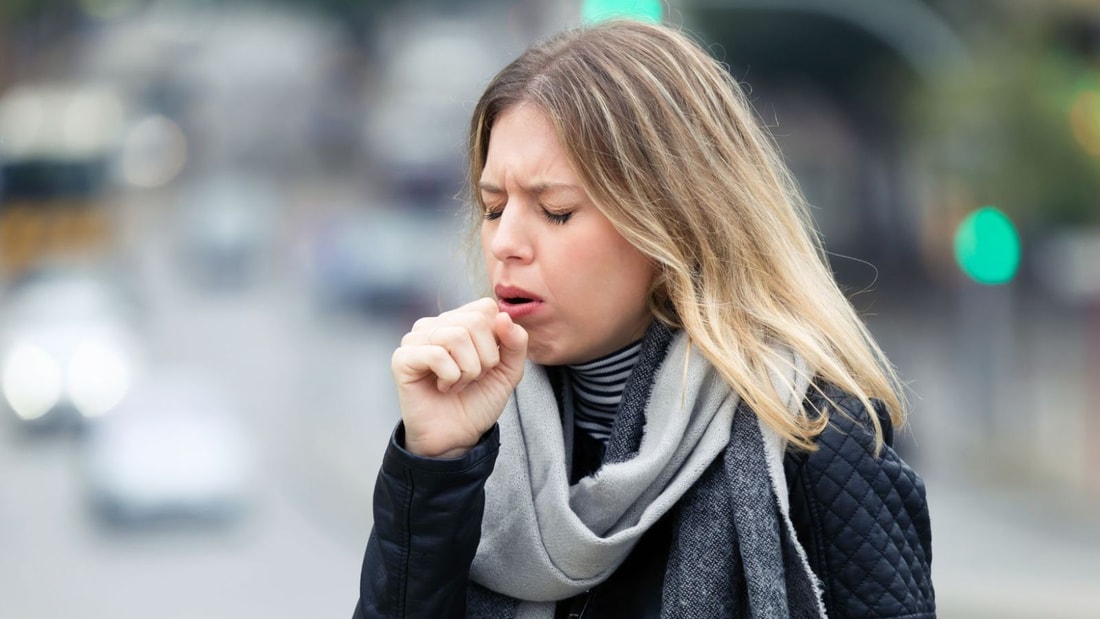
[353,385,935,618]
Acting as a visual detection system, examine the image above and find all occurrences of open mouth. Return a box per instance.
[502,297,534,305]
[495,286,543,319]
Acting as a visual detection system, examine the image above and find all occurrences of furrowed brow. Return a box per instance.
[477,181,582,198]
[527,182,580,196]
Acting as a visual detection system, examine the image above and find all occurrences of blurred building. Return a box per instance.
[0,1,1099,617]
[679,0,967,289]
[679,0,1100,503]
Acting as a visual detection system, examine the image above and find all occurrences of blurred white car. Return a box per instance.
[363,11,513,201]
[0,267,145,430]
[175,175,279,290]
[83,368,253,525]
[306,205,471,320]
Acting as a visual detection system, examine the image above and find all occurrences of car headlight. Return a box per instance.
[2,344,63,420]
[67,338,132,418]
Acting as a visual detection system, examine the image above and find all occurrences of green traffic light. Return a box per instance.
[581,0,663,23]
[953,206,1021,285]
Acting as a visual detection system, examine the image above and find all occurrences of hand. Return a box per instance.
[390,297,528,458]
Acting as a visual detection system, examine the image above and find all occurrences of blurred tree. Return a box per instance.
[0,0,410,41]
[0,0,72,20]
[908,6,1100,228]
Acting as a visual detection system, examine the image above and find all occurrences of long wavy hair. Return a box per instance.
[466,19,905,452]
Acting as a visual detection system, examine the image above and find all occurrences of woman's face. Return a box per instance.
[479,104,655,366]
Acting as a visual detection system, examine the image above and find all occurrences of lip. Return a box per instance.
[494,285,544,320]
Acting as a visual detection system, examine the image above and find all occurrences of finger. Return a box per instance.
[493,312,528,382]
[463,297,500,319]
[428,325,483,389]
[401,328,427,347]
[426,301,500,361]
[435,297,497,321]
[402,317,440,348]
[437,309,500,370]
[391,345,462,392]
[402,318,496,371]
[410,315,437,334]
[466,298,504,364]
[403,298,497,345]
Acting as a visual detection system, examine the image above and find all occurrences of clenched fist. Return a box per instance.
[390,297,528,458]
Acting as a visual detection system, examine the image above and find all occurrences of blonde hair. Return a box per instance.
[467,19,905,452]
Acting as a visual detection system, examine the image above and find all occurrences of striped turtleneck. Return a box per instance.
[567,339,643,444]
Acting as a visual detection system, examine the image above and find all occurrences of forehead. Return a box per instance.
[480,104,579,186]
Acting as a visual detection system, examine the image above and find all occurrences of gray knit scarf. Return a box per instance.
[467,324,827,618]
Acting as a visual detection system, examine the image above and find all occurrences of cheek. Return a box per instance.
[568,223,652,287]
[570,246,653,313]
[479,227,494,264]
[609,242,656,295]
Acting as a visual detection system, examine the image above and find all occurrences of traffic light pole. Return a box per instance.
[956,280,1015,452]
[1090,301,1100,495]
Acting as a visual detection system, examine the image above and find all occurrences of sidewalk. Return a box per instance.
[927,476,1100,618]
[864,289,1100,618]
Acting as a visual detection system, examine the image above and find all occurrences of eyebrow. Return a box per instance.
[477,181,581,196]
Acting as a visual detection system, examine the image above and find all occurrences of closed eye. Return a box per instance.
[543,208,572,224]
[483,205,571,224]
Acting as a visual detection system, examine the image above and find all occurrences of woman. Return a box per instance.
[354,18,934,619]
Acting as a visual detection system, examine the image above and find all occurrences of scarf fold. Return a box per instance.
[468,326,826,618]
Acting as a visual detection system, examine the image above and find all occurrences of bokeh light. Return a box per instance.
[953,206,1021,285]
[581,0,663,24]
[1070,89,1100,157]
[68,337,133,418]
[120,115,188,188]
[2,344,63,421]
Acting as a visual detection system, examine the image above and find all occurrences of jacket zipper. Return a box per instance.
[567,591,592,619]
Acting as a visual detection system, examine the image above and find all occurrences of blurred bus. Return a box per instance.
[0,83,123,279]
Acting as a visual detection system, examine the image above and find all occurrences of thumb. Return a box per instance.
[494,312,528,381]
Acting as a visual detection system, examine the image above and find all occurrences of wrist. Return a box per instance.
[415,445,472,458]
[399,425,476,459]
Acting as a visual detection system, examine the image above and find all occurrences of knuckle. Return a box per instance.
[485,352,501,368]
[439,360,461,380]
[463,358,484,376]
[391,347,411,371]
[433,326,463,346]
[449,314,482,335]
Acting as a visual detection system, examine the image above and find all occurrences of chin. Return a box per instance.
[525,341,570,367]
[525,349,557,366]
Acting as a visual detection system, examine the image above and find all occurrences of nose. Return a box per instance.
[485,202,534,263]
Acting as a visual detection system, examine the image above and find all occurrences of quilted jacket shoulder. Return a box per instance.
[784,385,935,619]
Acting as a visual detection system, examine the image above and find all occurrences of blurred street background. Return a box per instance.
[0,0,1097,617]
